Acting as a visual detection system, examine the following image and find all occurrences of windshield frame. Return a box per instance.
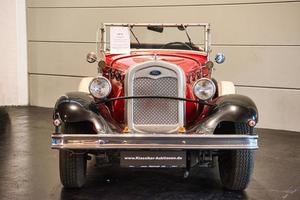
[97,23,211,58]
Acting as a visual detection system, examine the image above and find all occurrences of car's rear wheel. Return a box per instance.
[59,150,87,188]
[218,123,255,190]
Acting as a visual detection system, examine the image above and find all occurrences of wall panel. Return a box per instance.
[27,0,299,7]
[28,42,97,76]
[27,3,300,45]
[28,42,300,88]
[29,75,82,107]
[237,86,300,131]
[212,46,300,88]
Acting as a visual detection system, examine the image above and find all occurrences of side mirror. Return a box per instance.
[86,52,97,63]
[215,53,225,64]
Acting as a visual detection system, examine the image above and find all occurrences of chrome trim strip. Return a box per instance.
[130,49,208,55]
[104,23,210,27]
[51,134,258,150]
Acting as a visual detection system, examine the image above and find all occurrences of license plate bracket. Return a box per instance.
[120,150,186,168]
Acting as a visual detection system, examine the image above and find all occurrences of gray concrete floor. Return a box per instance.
[0,106,299,200]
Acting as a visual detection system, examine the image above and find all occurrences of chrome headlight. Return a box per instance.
[89,77,112,99]
[193,78,216,100]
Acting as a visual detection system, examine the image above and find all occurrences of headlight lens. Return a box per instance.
[89,77,112,99]
[193,78,216,100]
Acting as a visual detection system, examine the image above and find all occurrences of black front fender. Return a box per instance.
[196,94,258,134]
[53,92,111,133]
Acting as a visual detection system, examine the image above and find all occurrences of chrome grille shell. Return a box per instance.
[126,61,185,133]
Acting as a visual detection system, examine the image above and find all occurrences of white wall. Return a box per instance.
[0,0,28,106]
[26,0,300,132]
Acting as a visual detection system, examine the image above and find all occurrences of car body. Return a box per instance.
[51,23,258,190]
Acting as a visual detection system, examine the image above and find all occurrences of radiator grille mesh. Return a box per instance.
[132,77,178,125]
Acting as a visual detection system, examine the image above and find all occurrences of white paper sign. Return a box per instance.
[110,27,130,54]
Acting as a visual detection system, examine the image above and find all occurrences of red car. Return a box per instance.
[51,23,258,190]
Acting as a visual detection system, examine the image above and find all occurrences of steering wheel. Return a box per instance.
[161,42,193,50]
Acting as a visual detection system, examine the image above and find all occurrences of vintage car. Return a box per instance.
[51,23,258,190]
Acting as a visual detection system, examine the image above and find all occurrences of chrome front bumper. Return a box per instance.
[51,134,258,150]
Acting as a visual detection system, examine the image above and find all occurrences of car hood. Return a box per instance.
[105,50,207,74]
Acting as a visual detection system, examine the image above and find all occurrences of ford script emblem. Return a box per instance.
[149,70,161,76]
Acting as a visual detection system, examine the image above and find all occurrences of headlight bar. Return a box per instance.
[96,95,214,106]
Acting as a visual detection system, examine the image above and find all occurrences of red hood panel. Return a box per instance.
[106,51,207,74]
[104,50,209,126]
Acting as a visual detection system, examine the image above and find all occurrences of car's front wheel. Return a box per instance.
[59,150,87,188]
[218,123,255,190]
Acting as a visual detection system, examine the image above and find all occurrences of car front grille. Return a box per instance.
[133,77,178,125]
[126,61,185,133]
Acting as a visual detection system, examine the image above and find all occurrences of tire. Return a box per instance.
[59,150,87,188]
[218,123,255,190]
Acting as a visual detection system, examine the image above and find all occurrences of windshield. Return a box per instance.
[97,23,210,54]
